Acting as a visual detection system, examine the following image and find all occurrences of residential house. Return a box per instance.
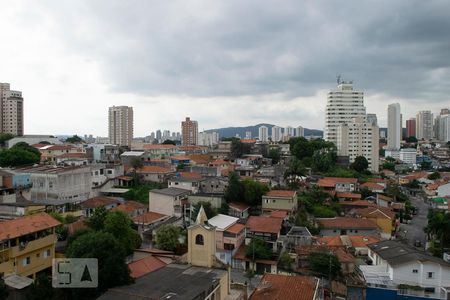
[335,192,362,201]
[438,182,450,197]
[296,244,356,275]
[127,255,167,279]
[36,144,85,164]
[132,211,170,237]
[376,194,394,208]
[246,216,283,252]
[228,202,250,220]
[317,177,358,192]
[250,273,322,300]
[80,196,121,217]
[136,165,175,183]
[168,176,203,193]
[353,206,397,238]
[141,144,178,158]
[360,182,385,193]
[149,187,190,218]
[261,190,297,215]
[284,226,313,251]
[199,177,228,194]
[362,240,450,299]
[0,213,60,278]
[208,214,245,264]
[317,235,380,256]
[317,217,379,236]
[188,194,224,210]
[112,200,147,218]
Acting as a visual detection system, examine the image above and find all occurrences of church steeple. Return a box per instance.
[196,205,208,225]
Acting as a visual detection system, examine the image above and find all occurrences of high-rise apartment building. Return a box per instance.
[284,126,294,138]
[296,126,304,137]
[108,106,133,147]
[324,81,366,144]
[434,109,450,142]
[0,83,24,136]
[366,114,378,126]
[336,116,379,173]
[271,126,282,142]
[416,111,433,140]
[406,118,416,138]
[387,103,401,150]
[258,126,268,142]
[181,117,198,146]
[245,131,252,139]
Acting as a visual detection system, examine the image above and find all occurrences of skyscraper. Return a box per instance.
[416,111,433,140]
[181,117,198,146]
[434,109,450,142]
[387,103,401,150]
[337,116,379,172]
[271,126,282,142]
[108,106,133,147]
[258,126,268,142]
[406,118,416,138]
[324,80,366,144]
[0,83,24,136]
[296,126,304,137]
[284,126,294,138]
[366,114,378,126]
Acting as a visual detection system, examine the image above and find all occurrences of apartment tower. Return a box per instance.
[181,117,198,146]
[108,106,133,147]
[416,111,433,140]
[258,126,268,142]
[324,80,366,144]
[406,118,416,138]
[387,103,401,150]
[0,83,24,136]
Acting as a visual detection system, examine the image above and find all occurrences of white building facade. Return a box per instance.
[258,126,268,142]
[387,103,401,150]
[271,126,282,142]
[416,110,433,140]
[108,106,133,147]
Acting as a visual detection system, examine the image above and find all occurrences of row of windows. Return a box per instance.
[22,249,51,266]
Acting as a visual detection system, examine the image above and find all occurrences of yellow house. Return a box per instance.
[0,213,60,278]
[354,206,396,238]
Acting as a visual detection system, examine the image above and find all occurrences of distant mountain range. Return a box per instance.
[205,123,323,139]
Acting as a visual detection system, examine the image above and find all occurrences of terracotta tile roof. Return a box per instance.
[336,192,361,199]
[340,200,375,207]
[188,154,211,164]
[377,194,393,202]
[360,182,385,190]
[247,216,283,234]
[250,273,318,300]
[241,139,257,144]
[318,177,358,188]
[210,159,229,166]
[316,236,343,246]
[348,236,380,247]
[0,213,61,241]
[128,255,167,279]
[132,211,168,224]
[368,178,386,184]
[178,171,202,179]
[170,156,190,160]
[225,223,245,234]
[317,217,378,229]
[56,153,89,159]
[354,206,396,220]
[142,144,176,150]
[270,210,288,219]
[81,196,120,209]
[265,190,296,198]
[296,245,355,264]
[333,247,356,263]
[116,175,134,181]
[112,201,146,213]
[67,218,87,235]
[229,202,250,212]
[391,202,405,210]
[137,166,173,174]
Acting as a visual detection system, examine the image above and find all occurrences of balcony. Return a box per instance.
[10,234,57,258]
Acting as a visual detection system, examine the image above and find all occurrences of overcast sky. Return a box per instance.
[1,1,449,137]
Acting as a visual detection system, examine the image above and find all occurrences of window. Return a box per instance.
[22,256,31,266]
[412,269,418,273]
[427,272,434,279]
[44,249,51,258]
[195,234,204,245]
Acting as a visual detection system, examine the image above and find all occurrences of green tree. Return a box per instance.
[230,138,252,159]
[308,252,341,278]
[385,156,396,162]
[242,179,269,206]
[88,206,108,231]
[162,139,176,145]
[218,202,230,215]
[155,225,181,252]
[246,237,272,260]
[267,148,281,164]
[312,149,336,172]
[26,274,53,300]
[382,161,396,171]
[312,206,337,218]
[224,172,245,203]
[0,142,41,167]
[104,211,142,255]
[66,231,132,295]
[65,135,84,143]
[67,228,93,246]
[360,187,374,199]
[279,252,293,270]
[421,161,432,170]
[0,133,14,147]
[428,172,441,180]
[350,156,369,173]
[191,201,217,221]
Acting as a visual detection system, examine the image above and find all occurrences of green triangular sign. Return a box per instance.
[81,265,92,282]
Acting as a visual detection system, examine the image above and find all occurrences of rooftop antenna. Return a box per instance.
[336,74,342,85]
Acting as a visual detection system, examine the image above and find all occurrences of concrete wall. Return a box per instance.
[149,192,174,216]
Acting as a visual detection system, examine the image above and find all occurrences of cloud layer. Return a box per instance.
[0,0,449,135]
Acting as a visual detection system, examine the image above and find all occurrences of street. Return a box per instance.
[399,194,430,249]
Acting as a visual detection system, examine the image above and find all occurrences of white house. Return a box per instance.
[438,183,450,197]
[149,187,190,217]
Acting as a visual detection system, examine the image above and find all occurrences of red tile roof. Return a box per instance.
[179,172,202,179]
[316,236,343,246]
[81,196,120,209]
[318,177,358,188]
[241,139,257,144]
[265,190,296,198]
[137,166,173,174]
[132,211,168,224]
[250,273,318,300]
[377,194,393,202]
[360,182,385,190]
[270,210,288,219]
[317,217,378,229]
[355,206,396,220]
[170,156,190,160]
[348,236,380,247]
[336,192,361,199]
[247,216,283,234]
[225,223,245,234]
[0,213,61,241]
[368,178,386,183]
[112,201,146,213]
[340,200,375,207]
[128,255,167,278]
[229,202,250,212]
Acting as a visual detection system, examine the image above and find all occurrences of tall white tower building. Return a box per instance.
[416,111,433,140]
[296,126,304,137]
[387,103,401,150]
[324,81,366,144]
[0,83,24,136]
[271,126,282,142]
[108,106,133,147]
[258,126,268,142]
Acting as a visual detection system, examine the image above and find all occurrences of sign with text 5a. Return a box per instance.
[52,258,98,288]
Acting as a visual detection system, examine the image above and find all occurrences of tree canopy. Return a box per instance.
[0,142,41,167]
[155,225,181,252]
[428,172,441,180]
[0,133,14,147]
[191,201,217,221]
[103,211,142,255]
[405,136,418,143]
[65,135,84,143]
[246,237,272,260]
[308,252,341,278]
[350,156,369,173]
[162,140,176,145]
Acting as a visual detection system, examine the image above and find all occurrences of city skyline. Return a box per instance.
[1,1,449,136]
